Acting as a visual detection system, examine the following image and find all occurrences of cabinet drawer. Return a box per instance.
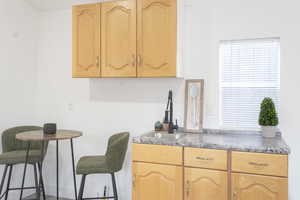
[184,147,228,170]
[231,151,288,177]
[132,143,183,165]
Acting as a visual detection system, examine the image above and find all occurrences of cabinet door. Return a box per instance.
[185,167,228,200]
[101,0,137,77]
[137,0,177,77]
[232,173,288,200]
[72,4,101,77]
[132,162,182,200]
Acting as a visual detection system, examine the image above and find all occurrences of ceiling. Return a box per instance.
[24,0,104,11]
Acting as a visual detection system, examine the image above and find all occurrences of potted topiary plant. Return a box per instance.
[259,97,279,138]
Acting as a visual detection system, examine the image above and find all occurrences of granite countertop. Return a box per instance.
[133,129,291,155]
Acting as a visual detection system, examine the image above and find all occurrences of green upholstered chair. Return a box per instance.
[77,132,130,200]
[0,126,48,200]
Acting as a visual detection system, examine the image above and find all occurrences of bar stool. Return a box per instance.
[0,126,48,200]
[76,132,129,200]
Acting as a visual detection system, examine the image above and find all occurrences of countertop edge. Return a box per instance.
[132,129,291,155]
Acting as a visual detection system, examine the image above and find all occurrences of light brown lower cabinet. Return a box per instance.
[132,162,183,200]
[185,167,228,200]
[132,144,288,200]
[231,173,288,200]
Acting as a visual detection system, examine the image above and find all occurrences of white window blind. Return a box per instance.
[220,38,280,130]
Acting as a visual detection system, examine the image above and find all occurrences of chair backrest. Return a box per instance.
[105,132,130,172]
[2,126,48,153]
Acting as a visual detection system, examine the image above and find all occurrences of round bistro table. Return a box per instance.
[16,130,82,200]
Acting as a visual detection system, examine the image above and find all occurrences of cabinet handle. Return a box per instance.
[233,191,237,200]
[248,162,269,167]
[132,54,136,67]
[132,174,136,188]
[186,180,191,198]
[137,55,142,66]
[196,156,214,161]
[96,56,100,68]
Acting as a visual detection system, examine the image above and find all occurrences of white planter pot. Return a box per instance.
[261,126,277,138]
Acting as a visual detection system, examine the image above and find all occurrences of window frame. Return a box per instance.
[219,38,280,130]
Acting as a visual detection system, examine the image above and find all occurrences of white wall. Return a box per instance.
[0,0,39,132]
[0,0,39,198]
[23,0,300,199]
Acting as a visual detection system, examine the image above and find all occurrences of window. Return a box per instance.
[220,38,280,130]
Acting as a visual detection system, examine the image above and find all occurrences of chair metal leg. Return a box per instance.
[0,165,8,196]
[33,164,41,199]
[4,165,13,200]
[38,162,46,200]
[78,175,86,200]
[19,142,31,200]
[111,173,118,200]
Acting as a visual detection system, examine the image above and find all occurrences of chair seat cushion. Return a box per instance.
[76,155,113,175]
[0,150,43,165]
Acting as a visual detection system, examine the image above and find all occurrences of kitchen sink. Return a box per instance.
[142,131,185,140]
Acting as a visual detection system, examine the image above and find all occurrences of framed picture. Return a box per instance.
[184,79,204,133]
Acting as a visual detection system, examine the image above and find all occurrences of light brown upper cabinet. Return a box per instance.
[101,0,137,77]
[72,3,101,78]
[137,0,177,77]
[72,0,179,78]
